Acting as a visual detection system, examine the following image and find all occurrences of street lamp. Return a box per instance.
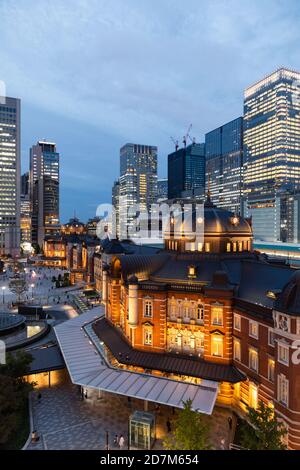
[2,286,6,304]
[31,283,35,300]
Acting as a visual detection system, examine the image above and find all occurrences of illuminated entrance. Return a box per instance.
[129,410,156,450]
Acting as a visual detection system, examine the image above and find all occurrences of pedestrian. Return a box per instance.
[228,416,233,430]
[119,434,125,449]
[220,438,226,450]
[166,419,171,433]
[113,434,119,447]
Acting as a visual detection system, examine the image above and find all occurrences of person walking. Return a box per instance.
[113,435,119,447]
[119,434,125,449]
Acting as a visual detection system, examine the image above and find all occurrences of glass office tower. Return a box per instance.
[205,117,243,214]
[0,97,20,256]
[244,68,300,199]
[119,143,157,239]
[168,143,205,200]
[30,141,60,246]
[243,68,300,241]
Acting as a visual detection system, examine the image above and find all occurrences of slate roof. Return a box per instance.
[93,318,246,383]
[113,250,298,311]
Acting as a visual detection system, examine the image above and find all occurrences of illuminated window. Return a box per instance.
[211,335,223,357]
[278,374,289,407]
[234,338,241,361]
[249,347,258,372]
[197,242,203,252]
[205,242,210,252]
[249,320,259,339]
[197,303,204,322]
[249,383,258,409]
[190,335,195,349]
[234,314,241,331]
[143,299,153,318]
[278,344,289,366]
[238,241,243,252]
[268,359,275,382]
[226,243,231,252]
[233,242,237,252]
[188,265,196,278]
[211,306,223,326]
[144,327,152,346]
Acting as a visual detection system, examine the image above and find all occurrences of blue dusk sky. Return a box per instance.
[1,0,300,222]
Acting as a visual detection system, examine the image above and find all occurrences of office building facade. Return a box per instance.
[205,117,243,214]
[119,143,157,239]
[30,141,60,247]
[0,97,21,256]
[157,178,168,202]
[112,180,120,238]
[168,143,205,200]
[243,68,300,240]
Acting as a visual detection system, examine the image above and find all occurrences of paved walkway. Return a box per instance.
[26,380,235,450]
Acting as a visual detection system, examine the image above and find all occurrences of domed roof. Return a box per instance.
[63,217,85,228]
[168,196,252,238]
[201,205,252,235]
[275,270,300,315]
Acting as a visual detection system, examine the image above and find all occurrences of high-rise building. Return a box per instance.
[20,194,31,243]
[30,141,60,247]
[21,171,29,196]
[205,117,243,214]
[157,178,168,202]
[168,143,205,200]
[0,96,21,256]
[119,143,157,239]
[112,180,120,238]
[243,68,300,240]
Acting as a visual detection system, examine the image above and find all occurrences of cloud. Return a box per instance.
[1,0,300,219]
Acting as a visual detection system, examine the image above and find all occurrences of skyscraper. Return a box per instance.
[168,143,205,200]
[30,141,60,247]
[205,117,243,214]
[0,96,20,256]
[157,178,168,202]
[243,68,300,240]
[112,180,120,238]
[119,143,157,239]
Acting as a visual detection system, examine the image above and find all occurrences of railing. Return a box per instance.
[229,443,247,451]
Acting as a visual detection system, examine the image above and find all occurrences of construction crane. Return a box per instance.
[183,124,193,148]
[170,136,179,151]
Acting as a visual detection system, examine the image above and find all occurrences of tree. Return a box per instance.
[0,351,32,378]
[9,278,28,302]
[0,351,33,446]
[163,399,211,450]
[240,401,287,450]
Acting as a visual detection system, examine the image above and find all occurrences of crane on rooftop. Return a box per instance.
[183,123,193,148]
[170,136,179,151]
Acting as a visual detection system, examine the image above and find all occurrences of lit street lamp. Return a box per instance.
[2,286,6,304]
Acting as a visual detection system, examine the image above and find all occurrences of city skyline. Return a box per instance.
[1,0,300,220]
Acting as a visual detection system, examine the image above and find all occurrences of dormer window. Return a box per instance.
[188,265,196,278]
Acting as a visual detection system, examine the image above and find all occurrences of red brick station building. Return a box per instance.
[97,196,300,449]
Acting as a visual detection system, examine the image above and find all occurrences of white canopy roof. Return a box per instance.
[54,309,218,414]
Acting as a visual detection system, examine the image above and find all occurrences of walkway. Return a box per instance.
[26,381,235,450]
